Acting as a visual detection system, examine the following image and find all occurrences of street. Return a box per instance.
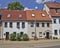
[0,39,60,48]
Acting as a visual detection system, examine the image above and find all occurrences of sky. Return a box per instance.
[0,0,60,10]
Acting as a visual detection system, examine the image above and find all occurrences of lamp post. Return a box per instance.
[34,17,38,40]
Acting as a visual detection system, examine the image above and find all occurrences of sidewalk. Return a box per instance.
[1,39,60,44]
[0,39,60,48]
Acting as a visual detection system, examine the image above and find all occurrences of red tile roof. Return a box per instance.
[1,10,26,21]
[45,2,60,17]
[26,10,51,21]
[50,9,60,17]
[1,10,51,21]
[45,2,60,8]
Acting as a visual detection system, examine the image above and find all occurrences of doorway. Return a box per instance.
[46,32,50,39]
[6,32,9,40]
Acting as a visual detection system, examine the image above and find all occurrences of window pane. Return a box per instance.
[32,32,35,37]
[59,19,60,23]
[54,30,58,35]
[59,30,60,35]
[36,23,39,27]
[17,22,20,28]
[22,22,25,28]
[5,22,7,27]
[20,32,23,35]
[42,23,44,27]
[55,9,58,13]
[39,32,42,37]
[53,19,56,23]
[10,22,12,28]
[47,23,49,27]
[30,22,34,27]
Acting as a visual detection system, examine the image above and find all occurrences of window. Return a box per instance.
[32,14,35,17]
[19,14,22,18]
[22,22,25,28]
[55,9,58,13]
[17,22,20,28]
[39,32,42,37]
[36,23,39,27]
[59,19,60,23]
[41,13,45,16]
[42,23,45,27]
[32,32,35,37]
[13,32,16,37]
[5,22,7,27]
[20,32,23,35]
[0,14,2,20]
[54,30,58,35]
[47,23,50,27]
[30,22,34,27]
[7,14,11,18]
[9,22,12,28]
[59,30,60,35]
[53,19,56,23]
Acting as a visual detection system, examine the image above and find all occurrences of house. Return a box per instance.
[1,10,28,40]
[26,10,52,39]
[1,10,52,40]
[44,2,60,38]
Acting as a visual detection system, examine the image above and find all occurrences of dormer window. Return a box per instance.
[55,9,58,13]
[41,13,45,16]
[32,14,35,17]
[7,14,11,18]
[19,14,22,18]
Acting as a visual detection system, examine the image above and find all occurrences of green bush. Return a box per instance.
[16,33,21,41]
[10,33,16,41]
[53,37,58,39]
[22,34,29,41]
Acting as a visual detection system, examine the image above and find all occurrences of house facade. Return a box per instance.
[1,2,60,40]
[1,10,52,40]
[44,2,60,38]
[26,10,52,39]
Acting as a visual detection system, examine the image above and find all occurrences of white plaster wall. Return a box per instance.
[52,17,60,38]
[2,21,28,38]
[43,4,50,15]
[28,22,52,39]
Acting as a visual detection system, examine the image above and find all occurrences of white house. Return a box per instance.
[1,10,52,40]
[44,2,60,38]
[1,10,28,40]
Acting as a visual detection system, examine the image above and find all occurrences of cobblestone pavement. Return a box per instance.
[0,39,60,48]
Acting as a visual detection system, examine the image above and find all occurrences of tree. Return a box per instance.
[7,2,24,10]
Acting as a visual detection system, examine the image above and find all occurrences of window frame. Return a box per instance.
[22,22,25,28]
[42,23,45,27]
[47,23,50,27]
[36,22,39,27]
[53,19,56,24]
[5,22,7,27]
[54,30,58,35]
[9,22,12,28]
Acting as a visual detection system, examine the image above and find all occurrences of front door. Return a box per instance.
[46,32,49,39]
[6,32,9,40]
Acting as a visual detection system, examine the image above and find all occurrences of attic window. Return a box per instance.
[32,14,35,17]
[7,14,11,18]
[41,13,45,16]
[19,14,22,18]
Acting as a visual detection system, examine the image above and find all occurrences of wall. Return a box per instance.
[28,21,52,39]
[1,21,28,39]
